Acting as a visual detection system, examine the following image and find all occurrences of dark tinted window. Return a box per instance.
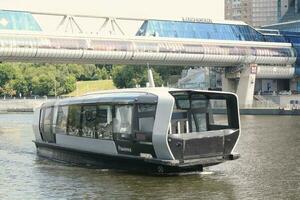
[55,106,68,134]
[39,106,55,142]
[175,95,190,110]
[67,105,82,136]
[96,105,113,140]
[209,99,228,126]
[81,105,113,139]
[43,107,53,135]
[82,105,97,138]
[137,104,156,133]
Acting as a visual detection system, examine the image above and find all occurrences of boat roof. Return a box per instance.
[41,87,237,107]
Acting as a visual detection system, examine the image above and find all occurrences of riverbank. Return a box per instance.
[0,98,49,113]
[1,98,300,115]
[240,108,300,115]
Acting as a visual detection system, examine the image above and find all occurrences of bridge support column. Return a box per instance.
[236,64,257,108]
[222,74,236,93]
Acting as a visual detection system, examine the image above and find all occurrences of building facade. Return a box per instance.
[262,0,300,32]
[225,0,300,27]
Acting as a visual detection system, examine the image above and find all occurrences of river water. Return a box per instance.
[0,113,299,199]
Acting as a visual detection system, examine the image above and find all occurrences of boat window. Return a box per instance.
[39,106,55,142]
[171,94,190,134]
[171,93,209,133]
[138,117,154,132]
[66,104,114,140]
[113,105,133,136]
[175,95,190,110]
[170,111,190,134]
[67,105,82,136]
[170,91,237,134]
[138,104,156,113]
[39,108,45,133]
[43,107,54,135]
[55,106,68,134]
[192,113,207,132]
[137,104,156,133]
[190,94,208,132]
[82,105,97,138]
[191,98,207,109]
[209,99,228,126]
[96,105,113,140]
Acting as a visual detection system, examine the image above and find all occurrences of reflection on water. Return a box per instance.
[0,113,299,199]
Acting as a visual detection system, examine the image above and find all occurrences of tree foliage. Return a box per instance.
[0,63,110,97]
[0,63,17,87]
[0,62,184,97]
[112,65,163,88]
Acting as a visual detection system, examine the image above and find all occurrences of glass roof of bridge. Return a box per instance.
[0,10,42,31]
[136,20,286,42]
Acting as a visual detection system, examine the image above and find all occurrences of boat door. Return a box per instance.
[113,104,156,157]
[113,104,136,155]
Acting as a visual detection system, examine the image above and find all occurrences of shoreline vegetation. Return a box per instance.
[0,63,183,98]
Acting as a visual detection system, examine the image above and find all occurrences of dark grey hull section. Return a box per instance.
[168,130,240,161]
[34,141,207,175]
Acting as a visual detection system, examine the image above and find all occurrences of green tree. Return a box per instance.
[112,65,163,88]
[0,62,112,97]
[1,81,16,97]
[96,64,113,74]
[153,66,185,85]
[11,77,29,96]
[64,75,76,94]
[66,64,85,80]
[0,63,17,87]
[32,74,55,96]
[93,68,109,80]
[140,69,163,87]
[84,64,97,80]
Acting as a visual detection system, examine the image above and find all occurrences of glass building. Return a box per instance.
[136,19,267,42]
[261,0,300,32]
[136,19,292,43]
[0,10,42,31]
[263,21,300,32]
[136,19,300,92]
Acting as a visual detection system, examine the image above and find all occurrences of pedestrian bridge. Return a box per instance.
[0,30,296,67]
[0,9,299,108]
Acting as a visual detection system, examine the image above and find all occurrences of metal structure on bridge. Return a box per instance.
[17,9,145,35]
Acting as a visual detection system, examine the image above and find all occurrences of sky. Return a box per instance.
[0,0,225,34]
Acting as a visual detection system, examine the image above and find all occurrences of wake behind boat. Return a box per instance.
[32,87,240,174]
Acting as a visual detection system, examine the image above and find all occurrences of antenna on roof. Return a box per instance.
[147,63,155,88]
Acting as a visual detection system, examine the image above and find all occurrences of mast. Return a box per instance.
[147,63,155,87]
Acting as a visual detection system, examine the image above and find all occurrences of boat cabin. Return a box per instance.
[33,88,240,172]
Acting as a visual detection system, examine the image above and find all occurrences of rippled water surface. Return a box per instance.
[0,113,299,199]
